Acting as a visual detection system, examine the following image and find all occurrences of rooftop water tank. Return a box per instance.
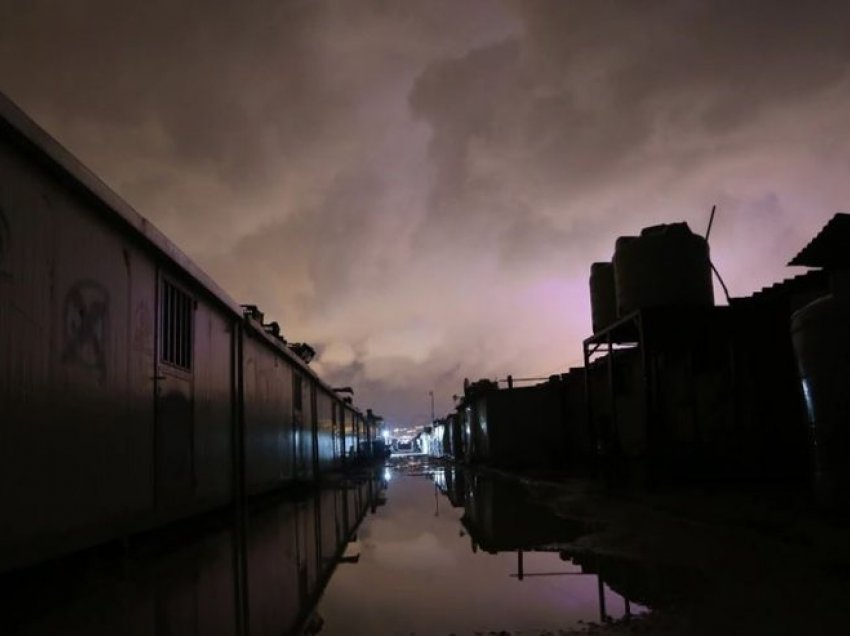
[589,262,617,333]
[613,222,713,316]
[791,290,850,509]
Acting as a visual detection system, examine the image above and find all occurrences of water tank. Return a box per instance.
[791,292,850,509]
[589,262,617,333]
[613,222,713,316]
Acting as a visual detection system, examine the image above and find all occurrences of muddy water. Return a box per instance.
[316,457,646,635]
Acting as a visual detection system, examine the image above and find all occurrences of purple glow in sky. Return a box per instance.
[1,1,849,425]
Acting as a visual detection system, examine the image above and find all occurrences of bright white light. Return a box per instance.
[383,468,391,482]
[382,429,390,442]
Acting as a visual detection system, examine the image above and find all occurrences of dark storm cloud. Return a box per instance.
[208,166,389,318]
[409,0,850,265]
[2,0,850,425]
[0,0,520,424]
[0,0,333,185]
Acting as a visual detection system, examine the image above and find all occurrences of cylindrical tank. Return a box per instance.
[590,262,617,333]
[613,223,714,316]
[791,291,850,509]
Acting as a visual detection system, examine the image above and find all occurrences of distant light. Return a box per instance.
[383,468,391,482]
[382,430,390,442]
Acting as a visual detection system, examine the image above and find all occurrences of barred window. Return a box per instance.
[160,279,193,370]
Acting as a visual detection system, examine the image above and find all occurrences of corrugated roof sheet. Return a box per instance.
[732,269,830,307]
[788,213,850,268]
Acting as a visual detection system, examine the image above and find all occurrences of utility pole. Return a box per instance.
[429,390,435,424]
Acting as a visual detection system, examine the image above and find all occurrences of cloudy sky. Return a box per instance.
[1,0,849,426]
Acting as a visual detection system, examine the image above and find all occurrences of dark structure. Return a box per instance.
[585,305,738,483]
[460,472,587,552]
[442,368,592,474]
[441,217,846,496]
[0,92,374,573]
[456,376,570,469]
[458,471,636,624]
[583,221,831,486]
[790,214,850,508]
[1,473,380,635]
[444,410,466,461]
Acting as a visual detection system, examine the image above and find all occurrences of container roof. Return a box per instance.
[0,91,360,409]
[788,213,850,268]
[0,90,242,316]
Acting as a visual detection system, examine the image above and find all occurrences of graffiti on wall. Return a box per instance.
[61,280,109,380]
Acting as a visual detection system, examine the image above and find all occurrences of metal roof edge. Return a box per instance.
[0,90,242,316]
[0,92,367,416]
[243,316,364,411]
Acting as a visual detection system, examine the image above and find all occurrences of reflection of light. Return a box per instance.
[801,379,815,421]
[383,468,391,482]
[432,469,446,490]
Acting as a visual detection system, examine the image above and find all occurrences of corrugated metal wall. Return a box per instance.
[0,99,371,573]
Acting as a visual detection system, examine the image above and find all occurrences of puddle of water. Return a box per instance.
[1,459,655,635]
[316,458,648,636]
[0,474,379,636]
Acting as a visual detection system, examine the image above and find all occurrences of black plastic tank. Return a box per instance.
[589,262,617,333]
[613,222,714,316]
[791,286,850,508]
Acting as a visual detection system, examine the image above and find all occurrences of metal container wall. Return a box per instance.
[613,223,713,316]
[590,261,617,333]
[192,302,237,507]
[461,406,473,460]
[0,143,155,568]
[483,383,568,469]
[315,388,337,473]
[0,128,242,571]
[0,92,379,576]
[472,396,490,461]
[341,403,358,462]
[243,332,295,493]
[792,293,850,508]
[295,373,315,481]
[445,412,464,460]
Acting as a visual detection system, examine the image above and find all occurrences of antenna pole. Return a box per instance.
[705,204,717,242]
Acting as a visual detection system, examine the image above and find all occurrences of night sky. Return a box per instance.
[2,1,849,427]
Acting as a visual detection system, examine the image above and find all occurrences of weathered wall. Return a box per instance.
[243,331,294,492]
[0,135,156,568]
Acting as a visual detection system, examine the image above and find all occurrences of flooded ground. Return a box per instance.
[0,474,378,635]
[317,456,646,636]
[4,456,850,635]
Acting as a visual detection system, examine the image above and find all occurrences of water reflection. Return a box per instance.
[2,461,657,635]
[316,458,647,635]
[0,473,382,636]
